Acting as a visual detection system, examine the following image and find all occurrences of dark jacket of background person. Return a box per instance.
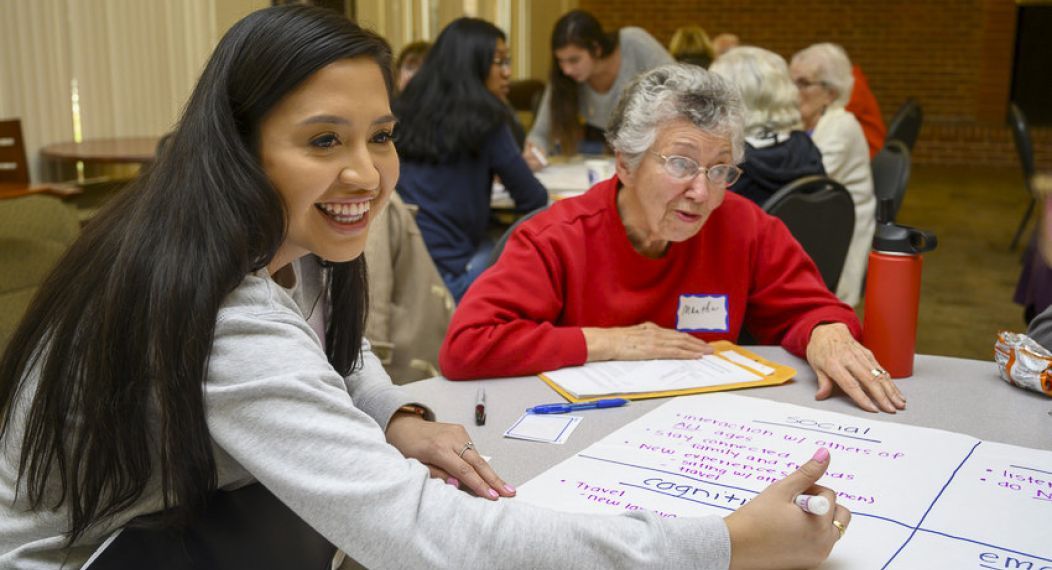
[393,18,547,299]
[397,126,545,286]
[731,131,826,206]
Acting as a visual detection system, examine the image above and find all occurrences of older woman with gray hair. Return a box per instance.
[791,43,875,306]
[442,63,906,417]
[710,46,826,205]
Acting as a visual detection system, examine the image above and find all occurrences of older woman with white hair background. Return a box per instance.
[710,46,826,206]
[790,43,875,306]
[442,64,906,415]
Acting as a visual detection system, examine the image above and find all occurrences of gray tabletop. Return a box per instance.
[401,347,1052,486]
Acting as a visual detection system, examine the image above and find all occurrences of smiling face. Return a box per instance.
[615,119,733,258]
[554,44,597,83]
[790,59,837,130]
[259,57,398,273]
[485,38,511,99]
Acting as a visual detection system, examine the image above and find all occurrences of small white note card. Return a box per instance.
[504,413,582,444]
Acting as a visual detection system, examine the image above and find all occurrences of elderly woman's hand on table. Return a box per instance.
[806,323,907,413]
[583,322,716,362]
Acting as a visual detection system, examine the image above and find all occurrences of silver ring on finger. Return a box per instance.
[457,441,475,458]
[869,368,887,378]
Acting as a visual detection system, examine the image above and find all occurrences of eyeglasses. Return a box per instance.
[650,152,742,186]
[793,77,827,90]
[492,56,512,70]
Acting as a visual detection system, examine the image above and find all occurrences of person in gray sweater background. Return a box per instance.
[523,10,672,166]
[0,6,847,569]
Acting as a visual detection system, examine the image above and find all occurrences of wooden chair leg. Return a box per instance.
[1011,197,1036,251]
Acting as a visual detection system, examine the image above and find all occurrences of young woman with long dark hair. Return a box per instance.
[394,17,547,302]
[1,7,847,568]
[523,10,672,169]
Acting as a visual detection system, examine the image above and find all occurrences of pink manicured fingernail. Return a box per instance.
[811,447,830,464]
[504,484,517,494]
[487,488,499,499]
[446,477,460,488]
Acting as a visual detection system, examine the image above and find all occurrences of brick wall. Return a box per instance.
[579,0,1051,168]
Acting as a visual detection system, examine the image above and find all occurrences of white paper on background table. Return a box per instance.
[515,393,1052,568]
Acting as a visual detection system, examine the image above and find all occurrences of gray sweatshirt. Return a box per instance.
[1028,305,1052,350]
[1,258,731,569]
[527,27,673,154]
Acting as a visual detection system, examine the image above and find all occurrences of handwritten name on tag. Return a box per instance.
[676,294,729,332]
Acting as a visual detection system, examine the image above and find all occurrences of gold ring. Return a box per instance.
[458,441,475,458]
[870,368,886,378]
[832,519,847,539]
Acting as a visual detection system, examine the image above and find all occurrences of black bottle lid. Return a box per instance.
[872,199,938,254]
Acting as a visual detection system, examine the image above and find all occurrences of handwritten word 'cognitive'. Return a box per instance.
[633,476,752,507]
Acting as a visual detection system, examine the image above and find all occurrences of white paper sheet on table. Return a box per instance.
[515,393,1052,568]
[534,163,591,194]
[541,355,764,399]
[503,413,582,444]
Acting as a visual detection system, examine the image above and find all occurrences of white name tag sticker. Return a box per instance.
[676,294,729,332]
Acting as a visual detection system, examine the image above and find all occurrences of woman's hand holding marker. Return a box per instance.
[724,447,851,570]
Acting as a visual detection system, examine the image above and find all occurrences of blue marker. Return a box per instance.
[527,398,629,414]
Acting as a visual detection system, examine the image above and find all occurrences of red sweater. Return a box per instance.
[440,178,861,379]
[846,65,887,159]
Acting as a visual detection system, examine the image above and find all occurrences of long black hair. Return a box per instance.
[548,10,619,151]
[0,5,391,544]
[393,17,510,162]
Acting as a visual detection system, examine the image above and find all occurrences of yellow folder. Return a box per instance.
[538,341,796,403]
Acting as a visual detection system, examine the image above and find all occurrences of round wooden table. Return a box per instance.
[40,136,159,164]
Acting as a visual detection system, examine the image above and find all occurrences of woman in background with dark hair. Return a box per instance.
[395,17,547,302]
[523,9,671,168]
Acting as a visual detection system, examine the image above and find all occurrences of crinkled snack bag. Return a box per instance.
[994,331,1052,397]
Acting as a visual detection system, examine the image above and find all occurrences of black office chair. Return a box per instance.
[885,99,923,152]
[762,175,855,292]
[1008,102,1036,251]
[487,206,547,268]
[871,140,912,223]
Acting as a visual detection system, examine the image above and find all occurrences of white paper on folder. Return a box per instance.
[541,356,762,399]
[515,393,1052,568]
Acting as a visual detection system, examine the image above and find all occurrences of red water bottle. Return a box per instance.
[862,200,938,378]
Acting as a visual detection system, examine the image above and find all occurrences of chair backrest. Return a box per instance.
[1008,102,1035,180]
[885,99,923,151]
[870,139,912,223]
[0,119,30,184]
[0,194,81,350]
[487,206,548,268]
[762,175,856,292]
[506,79,546,116]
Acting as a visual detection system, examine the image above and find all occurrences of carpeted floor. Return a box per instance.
[873,164,1033,360]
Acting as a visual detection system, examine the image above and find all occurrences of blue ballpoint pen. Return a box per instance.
[527,398,629,414]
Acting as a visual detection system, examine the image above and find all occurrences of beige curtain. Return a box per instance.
[356,0,551,80]
[0,0,216,182]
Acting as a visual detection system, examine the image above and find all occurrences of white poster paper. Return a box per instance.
[515,393,1052,568]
